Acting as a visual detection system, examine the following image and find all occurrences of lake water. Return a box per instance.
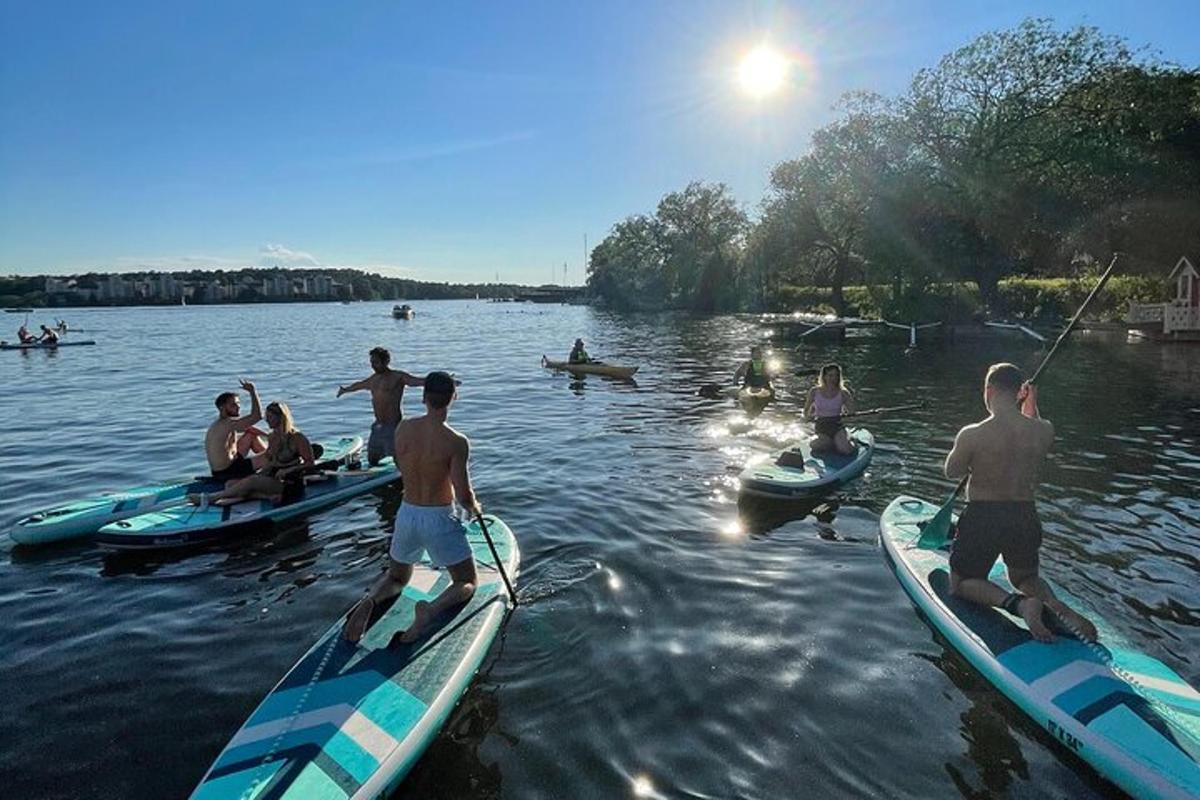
[1,300,1197,799]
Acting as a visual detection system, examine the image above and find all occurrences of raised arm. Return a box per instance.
[233,380,263,431]
[397,371,426,388]
[450,436,480,515]
[944,427,973,479]
[336,376,373,398]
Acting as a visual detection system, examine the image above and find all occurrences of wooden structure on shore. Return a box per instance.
[1127,257,1200,341]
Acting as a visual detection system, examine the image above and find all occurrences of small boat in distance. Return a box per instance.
[4,307,34,313]
[392,303,414,319]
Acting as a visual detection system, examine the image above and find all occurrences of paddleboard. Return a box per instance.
[737,386,774,413]
[191,514,519,799]
[12,437,363,545]
[739,428,874,499]
[881,496,1200,799]
[1,339,96,350]
[95,458,396,551]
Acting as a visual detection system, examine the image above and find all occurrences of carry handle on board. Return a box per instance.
[916,253,1122,549]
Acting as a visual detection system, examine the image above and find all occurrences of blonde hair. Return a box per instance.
[266,401,297,435]
[817,363,848,391]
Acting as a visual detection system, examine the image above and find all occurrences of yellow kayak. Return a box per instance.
[542,355,639,380]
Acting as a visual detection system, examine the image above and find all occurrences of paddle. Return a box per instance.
[839,402,924,420]
[476,512,518,607]
[916,253,1122,550]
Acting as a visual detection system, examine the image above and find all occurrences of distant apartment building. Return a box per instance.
[99,275,132,302]
[311,274,334,297]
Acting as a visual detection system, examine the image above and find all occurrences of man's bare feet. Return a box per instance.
[392,601,432,646]
[1045,599,1099,642]
[1019,596,1055,643]
[342,597,376,644]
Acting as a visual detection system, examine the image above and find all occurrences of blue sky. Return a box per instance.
[2,1,1197,284]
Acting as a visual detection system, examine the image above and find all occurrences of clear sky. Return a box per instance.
[2,1,1197,284]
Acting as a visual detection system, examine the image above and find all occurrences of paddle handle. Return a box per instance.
[1027,253,1120,387]
[476,512,518,607]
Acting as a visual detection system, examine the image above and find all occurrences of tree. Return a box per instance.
[654,182,748,312]
[587,215,668,310]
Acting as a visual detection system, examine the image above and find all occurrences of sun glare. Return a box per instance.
[738,45,789,98]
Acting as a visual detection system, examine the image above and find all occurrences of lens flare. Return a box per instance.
[738,45,789,98]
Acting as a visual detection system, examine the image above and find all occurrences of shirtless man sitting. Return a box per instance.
[336,347,425,466]
[343,371,479,645]
[945,363,1098,643]
[205,380,268,481]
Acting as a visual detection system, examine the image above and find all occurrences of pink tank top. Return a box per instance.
[812,388,844,418]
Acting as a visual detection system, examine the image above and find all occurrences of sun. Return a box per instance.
[738,45,789,98]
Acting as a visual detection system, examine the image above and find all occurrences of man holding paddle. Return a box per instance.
[944,363,1098,643]
[343,371,481,646]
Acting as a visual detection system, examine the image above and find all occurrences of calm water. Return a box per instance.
[1,301,1197,799]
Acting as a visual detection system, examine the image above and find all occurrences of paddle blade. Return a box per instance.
[916,504,954,549]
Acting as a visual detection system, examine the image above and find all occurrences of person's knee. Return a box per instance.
[386,562,409,582]
[453,580,477,600]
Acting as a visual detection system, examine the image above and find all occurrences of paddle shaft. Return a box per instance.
[839,402,923,420]
[476,512,518,607]
[942,253,1121,507]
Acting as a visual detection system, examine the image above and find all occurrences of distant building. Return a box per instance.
[311,274,334,297]
[1126,256,1200,341]
[99,275,131,302]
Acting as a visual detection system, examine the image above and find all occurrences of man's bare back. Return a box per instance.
[394,415,471,507]
[949,413,1053,501]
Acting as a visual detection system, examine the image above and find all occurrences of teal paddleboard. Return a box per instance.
[12,437,363,545]
[95,456,394,551]
[881,496,1200,799]
[191,514,519,799]
[739,428,874,499]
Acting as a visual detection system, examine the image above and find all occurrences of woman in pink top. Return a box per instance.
[804,363,857,454]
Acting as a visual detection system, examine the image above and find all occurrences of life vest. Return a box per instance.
[745,359,770,388]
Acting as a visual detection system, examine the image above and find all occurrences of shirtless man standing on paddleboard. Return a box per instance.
[945,362,1098,643]
[336,347,425,466]
[343,371,479,645]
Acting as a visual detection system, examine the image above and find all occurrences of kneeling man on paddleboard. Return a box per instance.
[343,371,479,645]
[945,363,1098,643]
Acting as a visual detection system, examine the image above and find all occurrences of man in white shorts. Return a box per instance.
[343,371,479,645]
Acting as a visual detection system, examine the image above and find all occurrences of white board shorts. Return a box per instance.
[389,502,472,568]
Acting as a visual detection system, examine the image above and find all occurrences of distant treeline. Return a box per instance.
[0,268,524,308]
[587,19,1200,319]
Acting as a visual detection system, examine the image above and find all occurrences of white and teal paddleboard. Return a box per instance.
[95,456,394,551]
[12,437,363,546]
[738,428,874,500]
[191,515,520,800]
[881,496,1200,799]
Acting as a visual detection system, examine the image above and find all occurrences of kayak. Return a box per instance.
[1,339,96,350]
[541,355,638,380]
[12,437,364,546]
[739,428,874,499]
[881,496,1200,799]
[96,459,396,551]
[737,386,774,412]
[191,515,520,800]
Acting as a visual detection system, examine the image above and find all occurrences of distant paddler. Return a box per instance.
[17,323,36,344]
[336,346,426,466]
[205,379,269,481]
[568,338,590,364]
[733,345,776,397]
[37,324,60,345]
[804,363,857,454]
[944,363,1097,643]
[343,371,481,645]
[54,319,69,333]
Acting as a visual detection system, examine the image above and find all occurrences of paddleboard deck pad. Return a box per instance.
[881,496,1200,799]
[12,437,363,545]
[191,515,519,800]
[95,453,392,552]
[739,428,874,499]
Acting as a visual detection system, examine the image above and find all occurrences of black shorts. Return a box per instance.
[211,454,255,481]
[814,416,844,437]
[949,501,1042,580]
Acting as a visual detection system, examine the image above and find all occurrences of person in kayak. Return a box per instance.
[568,338,591,364]
[205,380,269,480]
[343,371,480,646]
[17,323,36,344]
[194,401,317,506]
[945,362,1098,643]
[336,346,426,466]
[38,325,60,345]
[733,346,773,393]
[804,363,856,454]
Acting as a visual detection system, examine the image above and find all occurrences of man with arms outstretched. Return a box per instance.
[336,346,425,466]
[205,380,268,480]
[945,363,1097,643]
[343,371,479,645]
